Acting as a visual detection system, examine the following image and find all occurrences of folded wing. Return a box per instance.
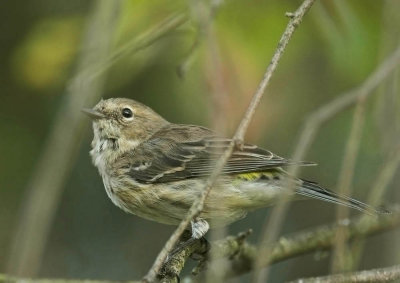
[125,125,314,184]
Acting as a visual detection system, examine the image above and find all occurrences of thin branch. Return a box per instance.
[0,274,138,283]
[176,0,222,78]
[159,235,209,283]
[7,0,121,276]
[193,230,253,279]
[290,264,400,283]
[234,0,317,142]
[1,207,400,282]
[253,43,400,282]
[350,146,400,268]
[366,147,400,208]
[331,98,366,273]
[252,2,322,281]
[143,0,317,281]
[202,1,231,282]
[223,205,400,279]
[92,12,188,80]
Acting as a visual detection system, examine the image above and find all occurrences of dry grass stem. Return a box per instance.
[7,0,121,276]
[331,98,366,273]
[350,147,400,268]
[203,5,230,283]
[92,12,188,80]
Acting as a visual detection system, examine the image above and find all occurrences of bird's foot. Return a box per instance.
[191,218,209,239]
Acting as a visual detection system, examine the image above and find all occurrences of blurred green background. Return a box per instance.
[1,0,399,282]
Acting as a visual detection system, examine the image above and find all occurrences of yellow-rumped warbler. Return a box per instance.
[83,98,385,239]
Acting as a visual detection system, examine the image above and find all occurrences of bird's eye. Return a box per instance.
[122,108,133,119]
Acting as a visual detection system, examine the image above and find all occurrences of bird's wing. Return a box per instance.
[125,125,314,184]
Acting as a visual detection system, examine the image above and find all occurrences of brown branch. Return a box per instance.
[290,264,400,283]
[158,237,209,283]
[221,205,400,279]
[176,1,222,79]
[92,12,188,80]
[143,0,317,281]
[0,274,137,283]
[201,0,231,281]
[2,207,400,282]
[253,43,400,282]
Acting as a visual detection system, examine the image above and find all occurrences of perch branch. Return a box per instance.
[0,274,138,283]
[143,0,317,281]
[290,264,400,283]
[1,207,400,282]
[222,205,400,279]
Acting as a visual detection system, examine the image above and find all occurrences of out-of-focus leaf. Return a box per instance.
[11,17,83,91]
[313,1,382,82]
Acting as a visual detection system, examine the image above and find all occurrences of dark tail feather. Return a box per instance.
[296,180,390,215]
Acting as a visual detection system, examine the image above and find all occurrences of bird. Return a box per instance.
[83,97,386,239]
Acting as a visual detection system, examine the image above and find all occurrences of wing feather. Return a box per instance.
[126,125,314,184]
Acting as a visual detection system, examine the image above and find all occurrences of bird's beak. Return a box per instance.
[81,108,106,120]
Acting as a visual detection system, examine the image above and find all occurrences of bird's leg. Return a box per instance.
[180,229,193,242]
[160,235,210,282]
[190,236,210,260]
[191,218,210,239]
[167,218,210,259]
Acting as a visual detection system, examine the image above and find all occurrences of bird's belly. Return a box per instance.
[102,176,287,227]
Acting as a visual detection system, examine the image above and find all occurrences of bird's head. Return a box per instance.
[83,98,168,147]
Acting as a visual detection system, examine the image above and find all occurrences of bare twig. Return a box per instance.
[176,0,222,78]
[290,264,400,283]
[225,205,400,279]
[250,1,321,282]
[234,0,317,143]
[202,2,231,282]
[159,236,208,283]
[253,43,400,282]
[143,0,317,281]
[350,147,400,268]
[0,274,138,283]
[2,207,400,282]
[204,229,251,283]
[7,0,121,276]
[92,12,188,80]
[331,98,366,273]
[366,147,400,208]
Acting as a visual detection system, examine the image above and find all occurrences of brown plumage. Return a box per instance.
[84,98,388,239]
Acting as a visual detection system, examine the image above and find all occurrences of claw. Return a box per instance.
[191,218,210,239]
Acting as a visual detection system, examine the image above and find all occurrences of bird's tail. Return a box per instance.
[296,180,389,215]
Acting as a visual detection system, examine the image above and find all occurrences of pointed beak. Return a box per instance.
[81,108,106,120]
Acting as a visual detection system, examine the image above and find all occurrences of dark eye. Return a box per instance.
[122,108,133,119]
